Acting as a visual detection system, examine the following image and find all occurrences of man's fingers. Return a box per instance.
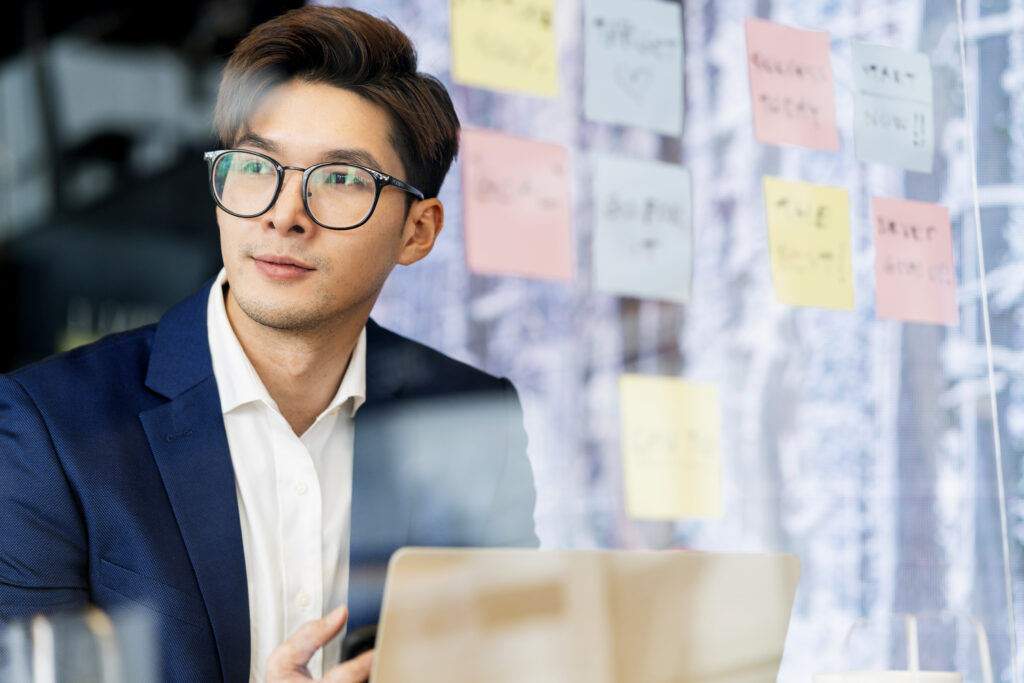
[266,606,350,675]
[323,650,374,683]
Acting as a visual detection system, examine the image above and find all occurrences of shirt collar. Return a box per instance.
[206,268,367,418]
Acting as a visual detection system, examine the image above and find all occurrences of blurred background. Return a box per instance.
[3,0,1024,681]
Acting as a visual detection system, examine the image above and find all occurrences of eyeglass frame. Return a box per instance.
[203,149,426,231]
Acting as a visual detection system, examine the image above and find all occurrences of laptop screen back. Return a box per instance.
[371,548,800,683]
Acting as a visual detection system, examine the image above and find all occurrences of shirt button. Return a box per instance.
[297,593,311,607]
[294,482,308,495]
[329,407,340,416]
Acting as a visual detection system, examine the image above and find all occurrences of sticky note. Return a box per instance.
[744,18,839,151]
[852,42,934,173]
[763,176,853,310]
[873,197,958,325]
[583,0,683,136]
[461,128,574,281]
[620,374,721,520]
[593,154,692,303]
[450,0,559,98]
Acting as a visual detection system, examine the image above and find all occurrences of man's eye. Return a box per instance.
[240,161,272,175]
[325,171,366,186]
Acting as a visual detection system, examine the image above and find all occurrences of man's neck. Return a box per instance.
[224,288,363,436]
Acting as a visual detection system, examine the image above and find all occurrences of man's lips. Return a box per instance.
[252,254,314,269]
[251,254,315,279]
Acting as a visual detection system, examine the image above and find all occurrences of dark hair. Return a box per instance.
[214,6,459,199]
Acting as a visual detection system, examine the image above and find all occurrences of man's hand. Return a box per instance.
[265,606,375,683]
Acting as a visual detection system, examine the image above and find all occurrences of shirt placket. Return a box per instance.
[272,415,325,677]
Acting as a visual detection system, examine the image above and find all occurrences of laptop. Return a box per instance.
[370,548,801,682]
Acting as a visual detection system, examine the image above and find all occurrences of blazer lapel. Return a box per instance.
[142,282,250,683]
[349,321,414,628]
[351,320,414,550]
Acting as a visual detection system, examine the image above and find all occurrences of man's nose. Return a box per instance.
[265,169,316,235]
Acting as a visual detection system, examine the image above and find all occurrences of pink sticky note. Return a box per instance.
[461,128,575,281]
[873,197,958,326]
[745,18,840,151]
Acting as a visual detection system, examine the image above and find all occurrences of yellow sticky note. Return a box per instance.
[619,374,722,520]
[450,0,559,98]
[763,176,854,310]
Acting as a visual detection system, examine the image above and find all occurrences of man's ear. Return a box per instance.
[397,198,444,266]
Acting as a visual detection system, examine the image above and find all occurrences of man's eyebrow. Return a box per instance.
[234,136,386,172]
[235,133,278,154]
[320,148,385,171]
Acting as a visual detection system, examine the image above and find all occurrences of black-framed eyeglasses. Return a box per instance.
[203,149,425,231]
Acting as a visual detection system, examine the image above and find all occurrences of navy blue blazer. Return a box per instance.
[0,281,538,682]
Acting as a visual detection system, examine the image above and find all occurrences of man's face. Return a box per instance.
[217,79,417,333]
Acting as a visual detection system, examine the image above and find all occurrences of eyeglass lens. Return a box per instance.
[211,151,377,228]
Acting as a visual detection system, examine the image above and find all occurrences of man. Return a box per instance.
[0,6,538,682]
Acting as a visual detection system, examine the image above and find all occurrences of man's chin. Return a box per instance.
[230,292,324,332]
[246,307,322,332]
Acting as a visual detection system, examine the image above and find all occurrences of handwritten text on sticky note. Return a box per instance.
[461,128,574,281]
[745,19,839,151]
[852,42,934,173]
[763,176,853,310]
[873,197,957,325]
[583,0,683,136]
[620,374,721,520]
[593,154,692,303]
[450,0,559,98]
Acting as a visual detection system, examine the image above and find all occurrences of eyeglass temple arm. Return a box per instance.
[382,174,424,200]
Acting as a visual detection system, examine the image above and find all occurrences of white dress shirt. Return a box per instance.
[206,268,366,682]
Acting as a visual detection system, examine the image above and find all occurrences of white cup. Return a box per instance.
[814,673,962,683]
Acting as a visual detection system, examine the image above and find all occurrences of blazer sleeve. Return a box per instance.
[478,378,540,549]
[0,374,90,619]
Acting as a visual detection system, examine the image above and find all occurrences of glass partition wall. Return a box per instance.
[363,0,1023,680]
